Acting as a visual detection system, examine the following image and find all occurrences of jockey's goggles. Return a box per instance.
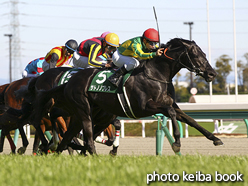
[65,46,75,55]
[106,45,117,51]
[148,41,158,47]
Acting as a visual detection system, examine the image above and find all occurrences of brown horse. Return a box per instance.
[0,77,74,154]
[0,83,16,153]
[0,79,30,153]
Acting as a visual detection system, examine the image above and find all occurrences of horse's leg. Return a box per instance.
[56,118,83,154]
[81,118,95,155]
[94,124,113,146]
[17,124,29,154]
[68,137,87,155]
[49,108,69,151]
[174,104,223,146]
[34,125,49,153]
[164,107,181,153]
[33,130,40,155]
[70,99,95,155]
[145,100,181,153]
[102,125,114,145]
[0,129,6,153]
[6,133,16,153]
[48,117,60,151]
[109,119,121,156]
[67,137,82,155]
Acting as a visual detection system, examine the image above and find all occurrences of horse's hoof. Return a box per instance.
[80,151,87,156]
[109,150,117,156]
[214,140,224,146]
[172,143,181,153]
[39,144,48,154]
[17,147,27,155]
[110,146,118,156]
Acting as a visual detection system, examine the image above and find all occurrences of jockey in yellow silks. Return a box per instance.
[42,39,78,71]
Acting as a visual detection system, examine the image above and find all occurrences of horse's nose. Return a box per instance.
[208,72,216,79]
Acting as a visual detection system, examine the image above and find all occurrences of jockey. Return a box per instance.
[42,39,78,71]
[72,33,119,69]
[99,31,114,61]
[100,31,111,38]
[22,57,45,78]
[108,28,164,87]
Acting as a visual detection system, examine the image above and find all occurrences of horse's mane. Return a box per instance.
[166,38,195,47]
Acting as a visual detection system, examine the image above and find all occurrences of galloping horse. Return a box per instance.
[31,38,223,155]
[0,83,16,153]
[0,76,84,154]
[0,77,73,154]
[16,67,119,154]
[0,78,31,153]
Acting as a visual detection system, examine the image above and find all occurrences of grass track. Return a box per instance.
[0,154,247,186]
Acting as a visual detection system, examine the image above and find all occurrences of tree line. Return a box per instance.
[174,53,248,102]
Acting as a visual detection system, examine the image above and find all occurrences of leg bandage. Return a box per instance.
[95,136,106,144]
[113,130,120,147]
[76,130,84,141]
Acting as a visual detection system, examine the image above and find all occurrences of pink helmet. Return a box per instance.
[101,31,111,38]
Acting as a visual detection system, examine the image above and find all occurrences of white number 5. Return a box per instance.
[96,71,111,84]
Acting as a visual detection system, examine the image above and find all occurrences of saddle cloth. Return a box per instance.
[88,70,132,93]
[58,68,136,118]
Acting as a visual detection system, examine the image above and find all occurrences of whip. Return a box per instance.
[153,6,161,47]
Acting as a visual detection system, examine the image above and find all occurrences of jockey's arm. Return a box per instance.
[49,53,59,69]
[88,44,105,68]
[133,43,156,60]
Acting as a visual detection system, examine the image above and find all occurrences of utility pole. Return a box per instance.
[4,34,13,83]
[184,22,194,88]
[10,0,21,81]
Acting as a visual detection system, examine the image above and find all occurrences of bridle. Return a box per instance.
[164,46,204,76]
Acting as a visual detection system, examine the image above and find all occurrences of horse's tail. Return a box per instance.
[0,84,10,113]
[0,84,9,105]
[15,77,38,104]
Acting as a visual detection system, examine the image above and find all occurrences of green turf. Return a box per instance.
[0,155,247,186]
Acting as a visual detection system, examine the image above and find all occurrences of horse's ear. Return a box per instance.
[160,43,167,48]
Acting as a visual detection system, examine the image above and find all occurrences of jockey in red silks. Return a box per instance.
[72,33,119,69]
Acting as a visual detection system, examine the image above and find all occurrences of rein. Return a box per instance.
[143,43,204,83]
[178,48,203,76]
[164,47,203,76]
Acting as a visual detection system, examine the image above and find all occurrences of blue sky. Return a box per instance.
[1,0,248,85]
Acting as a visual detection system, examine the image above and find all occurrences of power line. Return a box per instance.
[15,13,248,23]
[21,2,248,10]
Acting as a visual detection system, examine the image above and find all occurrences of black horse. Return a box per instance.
[16,67,120,154]
[32,38,223,155]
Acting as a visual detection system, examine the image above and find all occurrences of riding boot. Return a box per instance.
[108,65,128,87]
